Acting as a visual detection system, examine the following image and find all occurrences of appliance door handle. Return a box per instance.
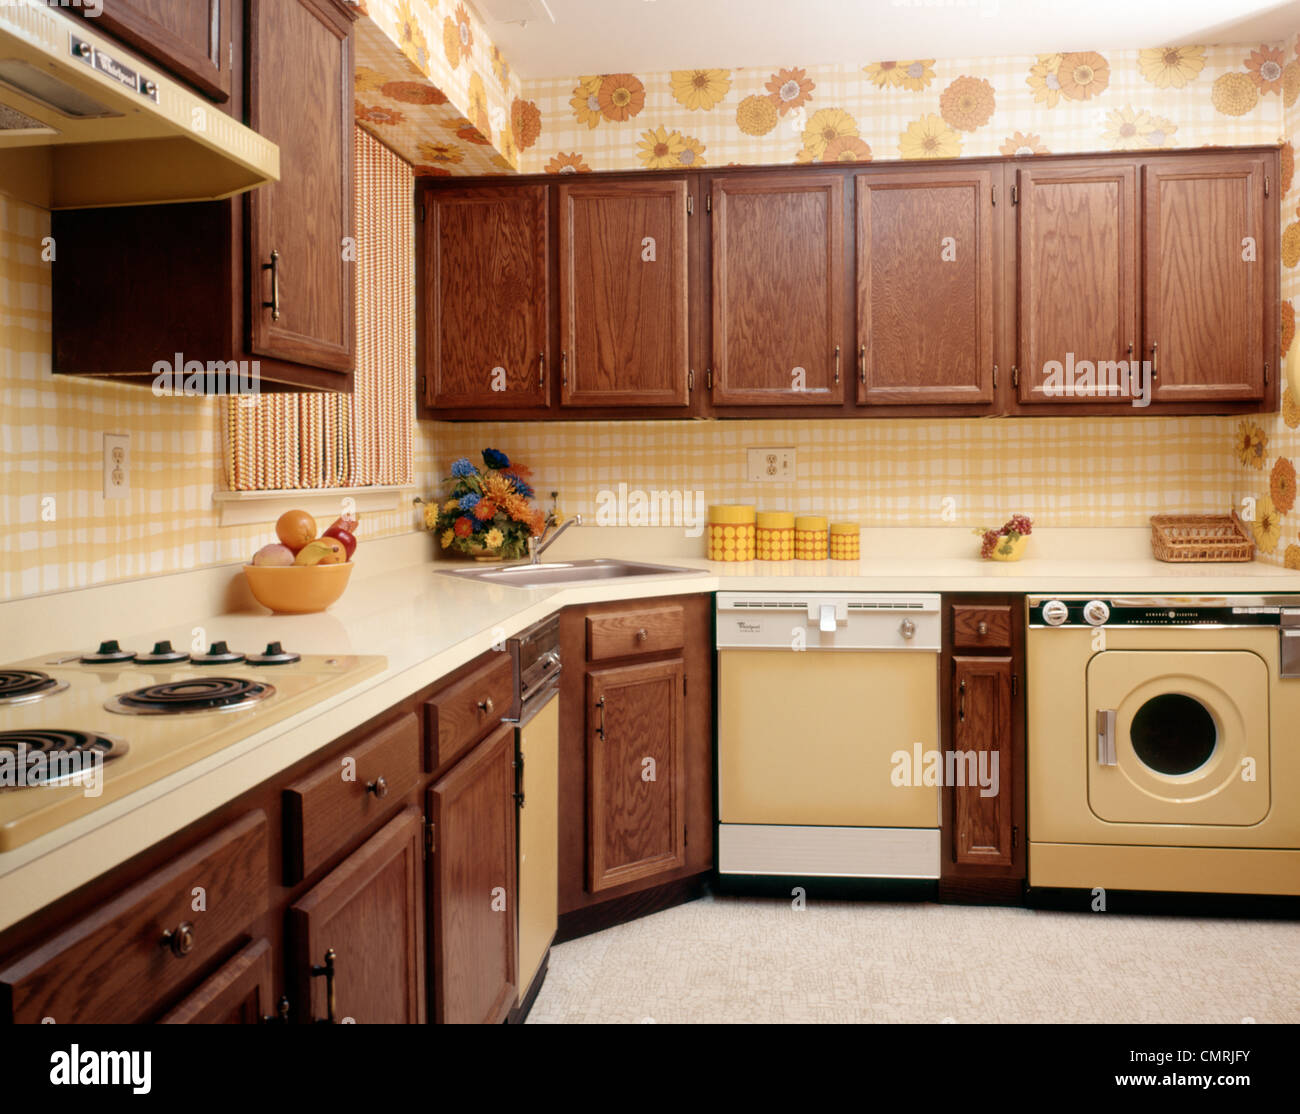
[1096,709,1117,767]
[819,604,837,633]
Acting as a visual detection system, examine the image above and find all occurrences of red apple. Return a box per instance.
[322,524,357,559]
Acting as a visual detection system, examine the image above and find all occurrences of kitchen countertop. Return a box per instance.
[1,525,1297,931]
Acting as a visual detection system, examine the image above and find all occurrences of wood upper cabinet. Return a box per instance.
[558,179,691,407]
[423,186,550,410]
[586,658,686,893]
[1016,162,1138,405]
[90,0,233,102]
[1143,155,1269,402]
[428,723,518,1024]
[855,167,995,406]
[951,657,1014,868]
[710,174,844,405]
[247,0,356,374]
[289,806,426,1024]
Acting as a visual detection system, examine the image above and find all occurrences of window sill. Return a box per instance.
[212,486,416,527]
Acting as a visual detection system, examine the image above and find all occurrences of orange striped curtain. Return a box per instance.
[223,126,414,490]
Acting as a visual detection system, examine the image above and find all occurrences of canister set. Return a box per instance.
[707,506,859,562]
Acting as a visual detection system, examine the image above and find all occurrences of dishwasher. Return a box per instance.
[716,592,942,883]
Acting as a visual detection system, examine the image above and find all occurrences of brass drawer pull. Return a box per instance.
[595,695,606,740]
[310,948,338,1024]
[977,620,989,636]
[477,697,495,715]
[958,679,967,722]
[367,775,389,799]
[161,922,196,959]
[263,249,281,321]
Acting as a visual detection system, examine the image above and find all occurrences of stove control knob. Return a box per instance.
[1083,600,1111,626]
[1042,600,1070,627]
[209,641,230,655]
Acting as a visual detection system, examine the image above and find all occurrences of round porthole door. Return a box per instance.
[1086,651,1270,826]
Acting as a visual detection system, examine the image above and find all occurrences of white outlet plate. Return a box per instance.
[103,433,130,501]
[747,447,797,483]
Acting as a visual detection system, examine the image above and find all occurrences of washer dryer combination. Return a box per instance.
[1027,595,1300,896]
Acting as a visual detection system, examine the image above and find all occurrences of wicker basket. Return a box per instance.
[1150,513,1255,563]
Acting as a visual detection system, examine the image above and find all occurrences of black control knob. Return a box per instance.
[82,640,136,663]
[247,641,301,666]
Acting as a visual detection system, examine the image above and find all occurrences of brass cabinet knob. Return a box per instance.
[636,628,649,642]
[367,775,389,799]
[977,620,989,636]
[162,922,195,958]
[477,697,495,715]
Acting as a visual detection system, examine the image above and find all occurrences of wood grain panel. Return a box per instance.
[0,811,267,1024]
[711,174,844,405]
[586,604,685,661]
[429,724,517,1024]
[856,168,995,405]
[90,0,232,101]
[247,0,356,372]
[424,186,550,409]
[952,656,1013,867]
[951,604,1012,650]
[423,652,513,774]
[587,659,686,892]
[559,179,690,407]
[1017,162,1138,404]
[158,938,274,1024]
[282,713,421,884]
[290,807,425,1024]
[1143,156,1266,402]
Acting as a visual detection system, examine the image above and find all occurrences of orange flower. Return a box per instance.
[821,136,872,163]
[1283,142,1295,194]
[1058,51,1110,100]
[453,3,474,56]
[453,516,473,538]
[1246,45,1285,94]
[473,499,498,521]
[940,75,996,131]
[1271,458,1296,514]
[765,67,815,115]
[381,81,447,105]
[355,101,406,126]
[1283,300,1294,356]
[512,98,542,150]
[597,74,645,122]
[546,152,592,174]
[1000,131,1048,156]
[503,463,533,480]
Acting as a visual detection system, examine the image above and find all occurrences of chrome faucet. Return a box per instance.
[529,512,583,564]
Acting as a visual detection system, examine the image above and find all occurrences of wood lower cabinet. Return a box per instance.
[421,186,550,410]
[88,0,233,102]
[427,723,518,1024]
[940,596,1026,903]
[1143,155,1270,403]
[159,938,276,1024]
[855,166,996,407]
[289,807,426,1023]
[710,173,844,406]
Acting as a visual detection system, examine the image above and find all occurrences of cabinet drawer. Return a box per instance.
[284,713,421,884]
[424,653,513,773]
[0,811,268,1024]
[952,605,1013,650]
[587,605,685,661]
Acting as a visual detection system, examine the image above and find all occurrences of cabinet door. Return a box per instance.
[951,657,1013,867]
[423,187,550,410]
[1017,163,1138,404]
[158,939,274,1024]
[856,168,995,406]
[288,807,425,1024]
[558,179,690,407]
[711,174,844,405]
[1143,155,1267,402]
[587,659,686,893]
[428,723,518,1024]
[247,0,356,374]
[93,0,232,101]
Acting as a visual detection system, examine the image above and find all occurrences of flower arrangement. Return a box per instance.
[417,449,545,559]
[974,513,1034,561]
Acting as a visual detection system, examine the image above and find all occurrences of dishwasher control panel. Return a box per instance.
[716,593,942,651]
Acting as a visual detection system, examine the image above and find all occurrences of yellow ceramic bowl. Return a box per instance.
[243,562,353,613]
[986,535,1029,562]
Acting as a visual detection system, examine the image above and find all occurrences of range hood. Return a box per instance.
[0,0,278,210]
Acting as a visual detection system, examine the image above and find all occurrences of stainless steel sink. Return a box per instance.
[440,558,700,589]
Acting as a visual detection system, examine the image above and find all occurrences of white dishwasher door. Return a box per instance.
[718,649,940,828]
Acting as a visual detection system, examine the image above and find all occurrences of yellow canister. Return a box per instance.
[755,511,795,561]
[794,515,829,560]
[708,505,756,561]
[829,522,860,561]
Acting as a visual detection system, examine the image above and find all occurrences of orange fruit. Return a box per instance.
[276,509,317,553]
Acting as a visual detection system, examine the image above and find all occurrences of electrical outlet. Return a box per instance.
[103,433,130,500]
[747,447,796,483]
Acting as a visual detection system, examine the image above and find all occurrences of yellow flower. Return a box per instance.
[736,93,778,136]
[569,75,603,129]
[1212,72,1259,116]
[1026,54,1065,108]
[485,528,505,550]
[442,499,459,512]
[1102,107,1177,150]
[1234,420,1269,469]
[491,45,510,88]
[821,136,872,163]
[1285,543,1300,570]
[637,126,686,169]
[442,16,461,69]
[1283,221,1300,267]
[801,108,859,158]
[440,528,454,548]
[422,504,439,528]
[864,60,935,91]
[467,71,490,136]
[355,67,388,93]
[1000,131,1048,156]
[1058,51,1110,100]
[1285,60,1300,108]
[1138,46,1205,89]
[395,0,430,72]
[1252,495,1282,553]
[670,69,731,111]
[678,134,707,168]
[899,114,961,160]
[1284,385,1300,429]
[546,151,592,174]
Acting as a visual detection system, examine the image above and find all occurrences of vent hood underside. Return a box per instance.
[0,0,278,210]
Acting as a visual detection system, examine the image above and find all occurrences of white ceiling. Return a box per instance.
[480,0,1300,78]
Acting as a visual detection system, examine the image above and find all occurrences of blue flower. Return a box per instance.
[510,476,535,499]
[458,493,481,512]
[450,457,478,479]
[482,448,510,470]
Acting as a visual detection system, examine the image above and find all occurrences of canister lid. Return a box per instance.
[709,504,756,524]
[830,522,858,535]
[795,515,828,531]
[756,511,795,528]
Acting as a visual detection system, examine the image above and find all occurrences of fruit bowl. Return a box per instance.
[243,562,353,614]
